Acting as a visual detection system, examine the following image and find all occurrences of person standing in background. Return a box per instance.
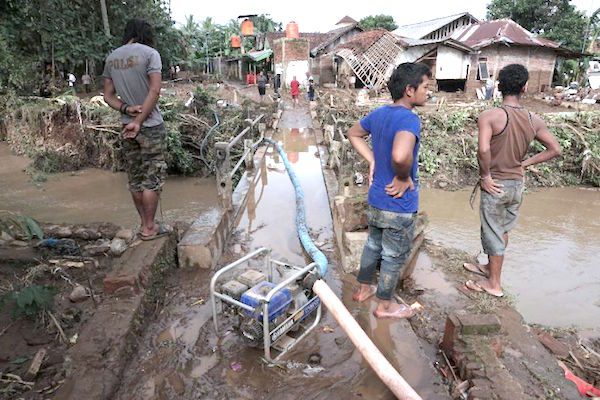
[290,75,300,107]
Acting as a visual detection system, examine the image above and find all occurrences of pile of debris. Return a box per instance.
[314,88,600,188]
[2,84,276,179]
[543,82,600,106]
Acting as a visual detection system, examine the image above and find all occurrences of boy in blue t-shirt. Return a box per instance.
[347,62,431,319]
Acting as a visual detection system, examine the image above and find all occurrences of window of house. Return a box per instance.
[477,59,489,80]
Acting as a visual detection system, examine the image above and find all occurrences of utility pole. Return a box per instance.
[100,0,111,37]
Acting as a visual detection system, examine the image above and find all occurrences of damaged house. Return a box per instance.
[394,13,578,95]
[324,13,580,96]
[333,30,404,90]
[451,19,581,94]
[316,13,479,91]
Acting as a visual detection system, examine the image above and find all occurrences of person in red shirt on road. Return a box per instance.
[290,76,300,107]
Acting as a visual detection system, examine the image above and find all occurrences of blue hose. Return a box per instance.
[262,138,328,277]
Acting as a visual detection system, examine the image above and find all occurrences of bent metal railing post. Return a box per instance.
[215,114,264,209]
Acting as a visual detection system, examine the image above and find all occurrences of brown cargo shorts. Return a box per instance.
[121,123,167,192]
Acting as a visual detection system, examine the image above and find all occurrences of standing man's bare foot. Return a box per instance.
[352,284,377,302]
[373,302,415,319]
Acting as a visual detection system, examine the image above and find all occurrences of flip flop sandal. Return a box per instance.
[374,304,415,319]
[464,280,504,298]
[140,224,171,241]
[463,262,490,278]
[352,285,377,302]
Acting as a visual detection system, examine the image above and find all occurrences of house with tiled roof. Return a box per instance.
[451,19,580,94]
[391,14,581,95]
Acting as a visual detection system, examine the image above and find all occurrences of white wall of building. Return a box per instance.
[436,46,470,80]
[282,60,310,87]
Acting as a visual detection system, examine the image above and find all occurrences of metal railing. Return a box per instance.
[214,114,265,209]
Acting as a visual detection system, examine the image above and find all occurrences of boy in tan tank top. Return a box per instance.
[464,64,561,297]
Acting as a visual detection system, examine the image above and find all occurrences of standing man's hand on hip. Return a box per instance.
[480,175,504,195]
[385,176,414,199]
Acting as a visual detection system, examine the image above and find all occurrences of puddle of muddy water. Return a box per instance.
[421,187,600,329]
[236,127,332,266]
[0,143,220,226]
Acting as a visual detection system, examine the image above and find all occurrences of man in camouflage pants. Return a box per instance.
[103,19,169,240]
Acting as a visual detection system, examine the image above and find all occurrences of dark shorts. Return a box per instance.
[480,179,524,256]
[121,123,167,192]
[258,86,266,95]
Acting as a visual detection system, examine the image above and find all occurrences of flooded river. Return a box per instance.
[421,187,600,329]
[0,143,219,227]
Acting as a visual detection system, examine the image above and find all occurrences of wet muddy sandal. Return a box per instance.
[373,304,415,319]
[464,280,504,298]
[140,224,171,241]
[352,285,377,302]
[463,262,490,278]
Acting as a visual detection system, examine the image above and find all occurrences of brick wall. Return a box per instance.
[283,38,309,61]
[273,40,283,64]
[465,45,557,96]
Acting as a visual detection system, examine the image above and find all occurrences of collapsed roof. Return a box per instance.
[334,30,403,90]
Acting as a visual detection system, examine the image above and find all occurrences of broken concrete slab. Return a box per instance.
[457,314,501,336]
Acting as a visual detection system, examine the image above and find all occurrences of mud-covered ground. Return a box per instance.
[0,229,116,399]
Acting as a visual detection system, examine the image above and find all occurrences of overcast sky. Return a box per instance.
[171,0,599,32]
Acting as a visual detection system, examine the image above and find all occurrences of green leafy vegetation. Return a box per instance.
[0,284,57,319]
[0,211,44,241]
[359,15,398,31]
[0,0,182,95]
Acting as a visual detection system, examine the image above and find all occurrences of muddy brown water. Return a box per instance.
[0,143,220,227]
[421,187,600,330]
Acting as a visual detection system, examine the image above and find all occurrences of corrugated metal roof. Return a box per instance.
[393,12,478,39]
[244,49,273,62]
